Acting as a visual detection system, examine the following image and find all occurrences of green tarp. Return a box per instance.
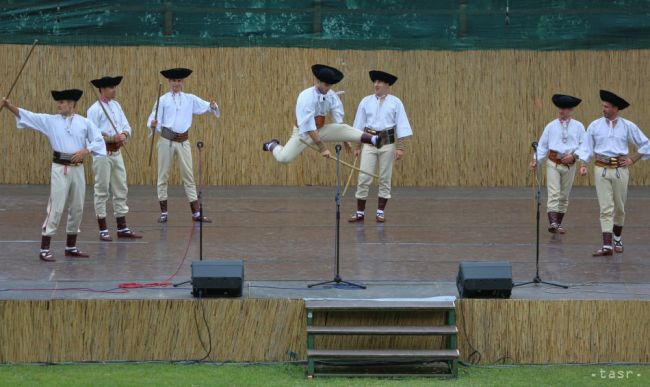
[1,1,649,49]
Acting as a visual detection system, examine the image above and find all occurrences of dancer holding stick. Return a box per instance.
[262,64,383,163]
[147,68,220,223]
[87,76,142,241]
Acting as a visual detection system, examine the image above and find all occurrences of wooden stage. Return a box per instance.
[0,185,649,364]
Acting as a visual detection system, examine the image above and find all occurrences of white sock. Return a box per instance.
[377,209,385,215]
[613,235,622,242]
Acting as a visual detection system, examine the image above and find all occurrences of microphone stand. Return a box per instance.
[197,140,204,261]
[174,140,205,288]
[514,142,568,289]
[309,144,365,289]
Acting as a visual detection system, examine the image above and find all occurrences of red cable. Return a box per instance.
[5,146,206,295]
[1,287,129,294]
[117,144,205,290]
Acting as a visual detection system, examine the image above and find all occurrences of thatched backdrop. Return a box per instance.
[1,44,649,187]
[1,299,648,363]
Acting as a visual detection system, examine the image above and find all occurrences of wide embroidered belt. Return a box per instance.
[595,154,624,169]
[161,127,189,142]
[364,127,396,145]
[548,150,575,166]
[52,151,82,166]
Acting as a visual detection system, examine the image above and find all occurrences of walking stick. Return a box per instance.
[0,40,38,112]
[300,139,378,179]
[342,155,358,197]
[148,83,163,167]
[89,84,133,162]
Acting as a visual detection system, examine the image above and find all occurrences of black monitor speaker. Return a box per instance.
[457,261,513,299]
[191,260,244,297]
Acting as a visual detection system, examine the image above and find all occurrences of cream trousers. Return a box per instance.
[42,163,85,236]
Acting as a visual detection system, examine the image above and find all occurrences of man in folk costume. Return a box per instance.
[529,94,585,234]
[1,91,106,261]
[147,67,220,223]
[576,90,650,256]
[348,70,412,223]
[262,64,383,162]
[88,76,142,241]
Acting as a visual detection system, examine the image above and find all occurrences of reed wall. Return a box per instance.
[1,44,649,187]
[0,299,648,364]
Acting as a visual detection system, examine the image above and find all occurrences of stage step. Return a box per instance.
[308,349,460,360]
[305,298,458,378]
[305,299,455,311]
[307,325,458,336]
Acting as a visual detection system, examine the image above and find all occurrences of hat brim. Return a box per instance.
[160,68,193,79]
[51,89,83,102]
[91,76,123,88]
[369,70,397,86]
[600,90,630,110]
[311,64,344,84]
[552,94,581,109]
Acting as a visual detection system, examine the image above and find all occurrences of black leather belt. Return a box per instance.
[364,127,396,145]
[52,151,82,166]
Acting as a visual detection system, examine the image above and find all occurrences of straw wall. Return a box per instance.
[1,44,649,187]
[0,299,648,364]
[457,299,650,364]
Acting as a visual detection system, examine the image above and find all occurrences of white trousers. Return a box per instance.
[272,124,364,164]
[355,143,396,200]
[157,138,197,202]
[545,160,576,213]
[42,163,85,236]
[92,152,129,218]
[594,166,628,232]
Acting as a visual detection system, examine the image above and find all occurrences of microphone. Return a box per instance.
[196,141,204,149]
[531,141,538,150]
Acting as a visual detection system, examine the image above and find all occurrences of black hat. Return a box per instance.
[369,70,398,86]
[160,68,193,79]
[91,76,123,88]
[552,94,581,109]
[311,64,343,85]
[600,90,629,110]
[51,89,83,102]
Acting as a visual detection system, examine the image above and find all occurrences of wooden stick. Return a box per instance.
[0,40,38,112]
[342,155,358,197]
[148,83,163,167]
[299,139,379,179]
[89,83,132,162]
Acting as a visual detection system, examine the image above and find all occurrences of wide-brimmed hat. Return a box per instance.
[51,89,83,101]
[160,68,193,79]
[90,76,123,88]
[599,90,629,110]
[369,70,398,86]
[551,94,581,108]
[311,64,344,84]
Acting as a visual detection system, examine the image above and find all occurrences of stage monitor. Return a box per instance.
[191,260,244,297]
[456,261,512,299]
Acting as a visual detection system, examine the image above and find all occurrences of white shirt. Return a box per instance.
[296,86,344,135]
[353,94,412,139]
[16,108,106,156]
[146,92,220,133]
[535,118,585,161]
[87,99,132,137]
[577,117,650,163]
